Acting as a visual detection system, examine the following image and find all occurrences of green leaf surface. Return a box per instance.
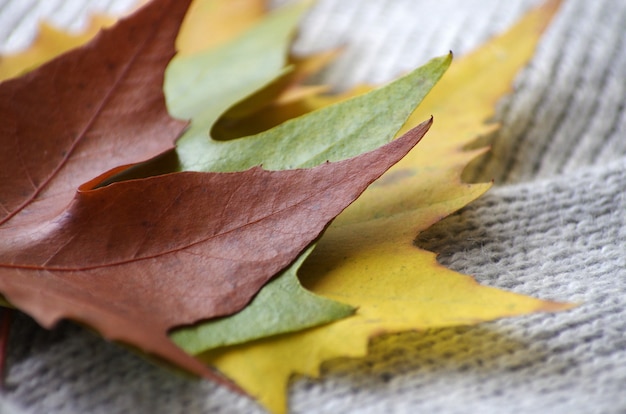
[168,55,450,354]
[175,53,452,172]
[166,1,308,156]
[170,246,354,353]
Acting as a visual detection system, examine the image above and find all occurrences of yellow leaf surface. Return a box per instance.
[0,15,117,81]
[176,0,267,56]
[201,2,569,413]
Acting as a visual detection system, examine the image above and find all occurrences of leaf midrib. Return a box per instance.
[0,8,167,228]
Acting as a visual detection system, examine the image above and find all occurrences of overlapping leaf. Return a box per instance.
[0,2,572,412]
[170,245,354,353]
[172,54,450,172]
[0,0,437,361]
[0,0,430,389]
[168,53,451,349]
[199,2,570,413]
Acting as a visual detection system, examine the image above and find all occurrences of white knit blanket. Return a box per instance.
[0,0,624,413]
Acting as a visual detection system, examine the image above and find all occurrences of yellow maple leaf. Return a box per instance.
[200,2,571,413]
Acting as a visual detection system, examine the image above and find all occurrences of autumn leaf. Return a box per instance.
[199,2,571,413]
[0,0,438,389]
[0,0,440,359]
[0,0,208,378]
[1,4,570,414]
[0,0,188,228]
[166,55,450,351]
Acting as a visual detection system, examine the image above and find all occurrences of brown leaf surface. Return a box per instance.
[0,0,431,378]
[0,0,209,377]
[0,116,429,380]
[0,0,190,228]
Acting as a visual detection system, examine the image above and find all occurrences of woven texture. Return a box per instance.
[1,0,625,413]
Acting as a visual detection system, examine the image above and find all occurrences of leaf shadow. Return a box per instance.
[290,323,572,409]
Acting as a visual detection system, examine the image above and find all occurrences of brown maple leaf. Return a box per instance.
[0,0,189,227]
[0,0,432,386]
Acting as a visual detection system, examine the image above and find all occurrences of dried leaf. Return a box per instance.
[0,0,211,377]
[200,2,570,412]
[0,0,433,384]
[1,89,427,382]
[0,0,187,229]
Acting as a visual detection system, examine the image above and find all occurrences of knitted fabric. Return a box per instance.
[1,0,625,413]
